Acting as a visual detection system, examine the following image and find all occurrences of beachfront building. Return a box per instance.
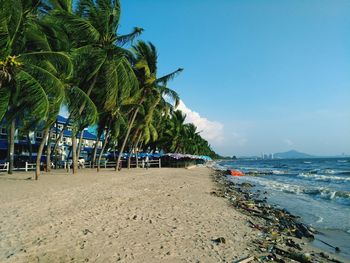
[0,115,102,164]
[51,116,102,162]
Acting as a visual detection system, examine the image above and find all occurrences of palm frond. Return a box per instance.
[0,14,10,54]
[42,0,73,13]
[15,70,50,120]
[67,86,98,127]
[116,27,143,46]
[2,0,23,52]
[72,46,107,81]
[158,85,180,107]
[0,88,10,121]
[24,63,65,102]
[51,10,100,44]
[19,51,73,77]
[156,68,183,85]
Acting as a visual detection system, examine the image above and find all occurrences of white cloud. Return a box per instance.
[177,100,224,145]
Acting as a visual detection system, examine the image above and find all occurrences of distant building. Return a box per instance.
[259,152,274,160]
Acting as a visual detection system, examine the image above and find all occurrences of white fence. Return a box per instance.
[142,159,161,168]
[23,162,36,171]
[86,159,161,169]
[0,159,162,173]
[0,162,9,172]
[0,162,36,172]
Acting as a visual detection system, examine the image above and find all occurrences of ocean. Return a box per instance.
[216,158,350,259]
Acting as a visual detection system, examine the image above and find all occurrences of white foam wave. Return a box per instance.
[298,173,350,182]
[250,179,350,202]
[316,216,324,223]
[272,170,287,174]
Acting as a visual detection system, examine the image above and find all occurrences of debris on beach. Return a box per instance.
[211,237,226,245]
[82,229,93,235]
[211,170,344,263]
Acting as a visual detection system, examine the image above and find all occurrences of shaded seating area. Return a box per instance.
[161,153,212,168]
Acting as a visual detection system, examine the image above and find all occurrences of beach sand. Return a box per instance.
[0,167,255,263]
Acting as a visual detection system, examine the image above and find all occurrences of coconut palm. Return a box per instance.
[0,0,72,175]
[47,0,141,173]
[116,41,183,170]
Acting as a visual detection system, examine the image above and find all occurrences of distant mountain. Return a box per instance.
[274,150,314,159]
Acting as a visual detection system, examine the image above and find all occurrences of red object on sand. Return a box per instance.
[229,170,245,176]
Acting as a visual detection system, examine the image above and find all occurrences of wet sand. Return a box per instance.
[0,167,255,263]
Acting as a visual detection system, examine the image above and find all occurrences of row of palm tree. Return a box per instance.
[0,0,218,180]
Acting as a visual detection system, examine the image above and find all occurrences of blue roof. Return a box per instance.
[62,129,97,140]
[56,115,69,124]
[82,130,97,140]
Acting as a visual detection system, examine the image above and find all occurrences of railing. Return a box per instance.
[24,162,36,171]
[0,159,162,173]
[83,161,119,169]
[141,159,161,168]
[0,162,9,172]
[0,162,36,172]
[86,159,161,169]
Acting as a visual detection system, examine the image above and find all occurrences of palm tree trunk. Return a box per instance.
[113,145,117,161]
[116,107,139,171]
[91,135,100,168]
[136,138,143,168]
[27,133,32,162]
[46,129,53,172]
[67,146,72,162]
[72,75,98,173]
[72,132,78,174]
[128,130,142,169]
[138,140,144,153]
[7,119,15,174]
[76,129,84,160]
[97,131,110,172]
[52,116,71,167]
[35,127,49,180]
[127,147,132,169]
[135,132,142,150]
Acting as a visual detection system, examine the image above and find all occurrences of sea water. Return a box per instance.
[217,158,350,259]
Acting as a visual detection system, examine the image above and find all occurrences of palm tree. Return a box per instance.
[0,0,72,175]
[116,41,183,170]
[48,0,142,172]
[92,71,138,169]
[165,110,187,152]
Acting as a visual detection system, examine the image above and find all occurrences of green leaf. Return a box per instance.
[0,87,10,121]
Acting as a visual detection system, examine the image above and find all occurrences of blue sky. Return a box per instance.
[119,0,350,156]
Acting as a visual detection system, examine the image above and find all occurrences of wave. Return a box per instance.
[316,216,324,223]
[272,170,287,174]
[298,173,350,182]
[212,162,228,171]
[251,180,350,203]
[303,187,350,201]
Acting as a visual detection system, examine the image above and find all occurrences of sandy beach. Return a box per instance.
[0,167,255,263]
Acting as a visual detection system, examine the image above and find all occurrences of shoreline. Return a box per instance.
[210,168,350,262]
